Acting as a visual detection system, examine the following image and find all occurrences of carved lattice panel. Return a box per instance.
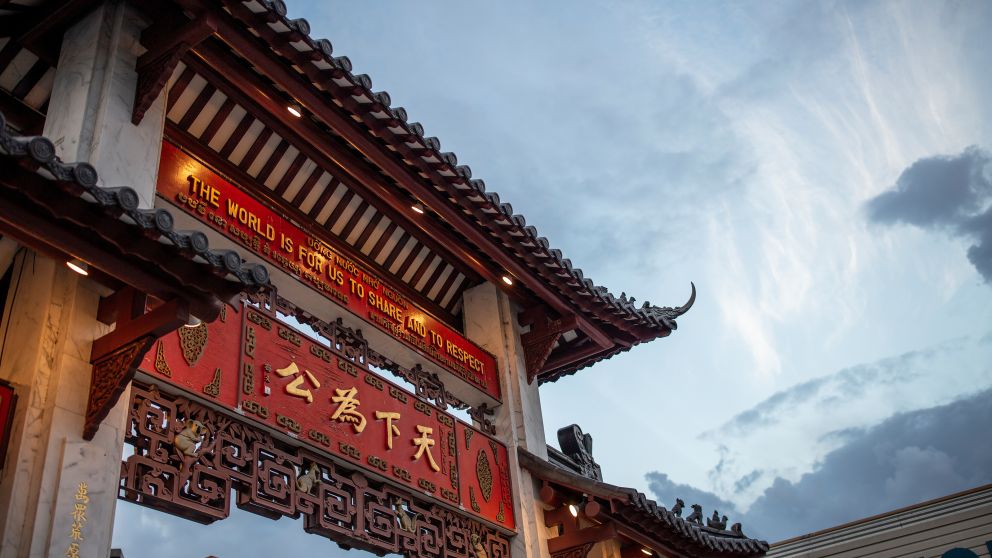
[119,382,511,558]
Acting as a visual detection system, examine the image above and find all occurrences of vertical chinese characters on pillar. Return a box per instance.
[65,482,89,558]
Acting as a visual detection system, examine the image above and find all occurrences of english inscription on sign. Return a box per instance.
[156,142,500,402]
[138,304,515,530]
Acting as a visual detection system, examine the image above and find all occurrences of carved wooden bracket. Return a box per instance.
[546,518,617,558]
[84,288,189,439]
[84,336,153,440]
[132,13,216,125]
[520,311,577,384]
[552,543,595,558]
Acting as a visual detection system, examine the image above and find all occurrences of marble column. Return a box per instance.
[463,282,552,558]
[0,2,164,555]
[42,0,166,209]
[0,251,128,558]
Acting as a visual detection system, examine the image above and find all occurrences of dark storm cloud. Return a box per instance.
[867,146,992,282]
[647,389,992,542]
[702,344,937,438]
[646,472,741,520]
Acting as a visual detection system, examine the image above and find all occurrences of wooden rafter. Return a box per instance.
[162,123,463,328]
[132,10,215,124]
[190,0,620,349]
[181,45,488,292]
[17,0,102,64]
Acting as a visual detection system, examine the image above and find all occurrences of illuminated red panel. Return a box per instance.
[156,141,500,402]
[456,422,515,529]
[237,306,459,503]
[137,307,241,408]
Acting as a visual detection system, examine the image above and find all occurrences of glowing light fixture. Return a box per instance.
[287,103,303,118]
[501,275,513,286]
[568,504,579,518]
[66,259,88,276]
[411,203,425,214]
[184,315,203,328]
[641,549,653,556]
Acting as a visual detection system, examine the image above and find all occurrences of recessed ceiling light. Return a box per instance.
[412,203,425,214]
[568,503,578,517]
[641,549,653,556]
[66,259,88,276]
[287,103,303,118]
[501,275,513,286]
[183,315,203,328]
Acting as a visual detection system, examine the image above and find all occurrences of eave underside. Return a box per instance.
[0,0,694,382]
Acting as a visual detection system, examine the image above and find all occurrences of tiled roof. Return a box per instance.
[0,110,270,295]
[217,0,695,373]
[521,448,769,557]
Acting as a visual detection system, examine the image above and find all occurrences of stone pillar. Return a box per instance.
[0,251,127,558]
[43,0,166,208]
[463,282,552,558]
[0,2,166,555]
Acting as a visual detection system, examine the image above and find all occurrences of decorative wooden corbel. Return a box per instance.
[548,525,617,558]
[84,287,189,439]
[132,12,216,125]
[520,310,577,384]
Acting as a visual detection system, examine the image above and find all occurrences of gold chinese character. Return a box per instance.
[65,543,80,558]
[412,425,440,472]
[330,387,366,433]
[275,362,321,403]
[375,411,401,449]
[72,503,87,524]
[75,482,89,504]
[70,521,83,542]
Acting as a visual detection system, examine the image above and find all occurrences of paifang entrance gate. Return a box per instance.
[0,1,708,557]
[120,301,514,558]
[117,142,517,556]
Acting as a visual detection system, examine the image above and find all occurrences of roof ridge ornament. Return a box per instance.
[643,282,696,329]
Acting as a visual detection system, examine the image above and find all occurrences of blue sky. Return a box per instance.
[114,0,992,551]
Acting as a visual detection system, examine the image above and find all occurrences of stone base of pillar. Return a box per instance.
[0,251,130,558]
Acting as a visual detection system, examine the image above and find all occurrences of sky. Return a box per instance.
[113,0,992,553]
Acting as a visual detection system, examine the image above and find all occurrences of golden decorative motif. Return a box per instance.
[469,486,481,512]
[297,463,319,494]
[177,322,208,366]
[476,449,493,502]
[242,363,254,395]
[391,497,420,533]
[471,533,488,558]
[496,502,505,523]
[154,340,171,377]
[202,368,221,398]
[245,325,256,357]
[464,428,474,450]
[219,305,227,322]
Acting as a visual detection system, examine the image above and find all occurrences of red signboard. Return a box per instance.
[238,306,458,504]
[137,305,514,530]
[457,422,515,530]
[156,141,500,402]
